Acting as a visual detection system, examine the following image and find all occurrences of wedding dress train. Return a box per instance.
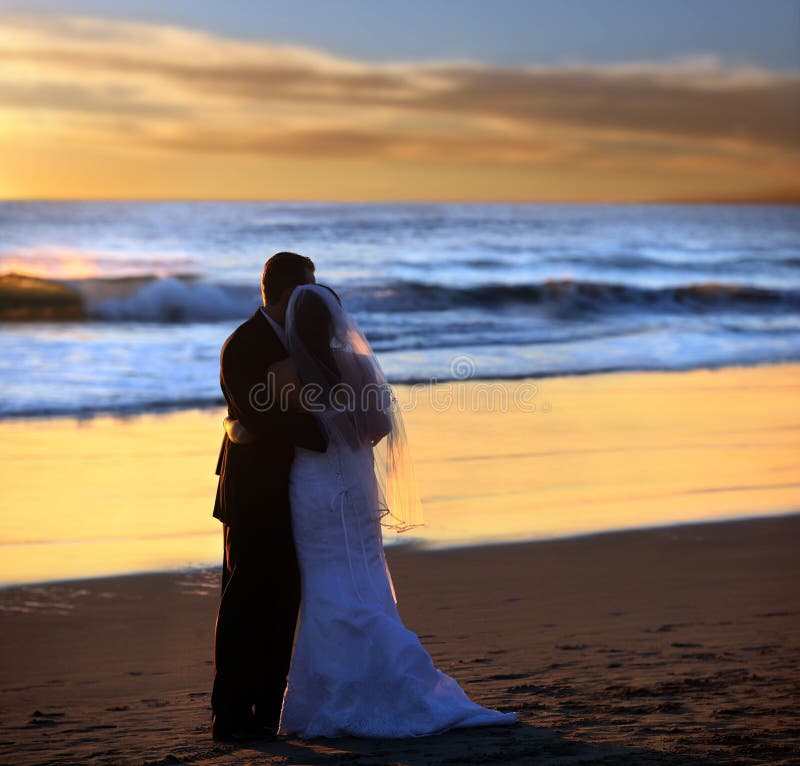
[279,439,517,738]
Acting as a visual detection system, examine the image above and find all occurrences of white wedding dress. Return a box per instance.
[279,431,517,739]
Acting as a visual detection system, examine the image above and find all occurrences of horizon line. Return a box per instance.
[2,195,799,206]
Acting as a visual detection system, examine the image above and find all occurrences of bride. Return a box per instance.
[224,283,517,738]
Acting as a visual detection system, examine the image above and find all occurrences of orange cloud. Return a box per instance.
[0,13,798,201]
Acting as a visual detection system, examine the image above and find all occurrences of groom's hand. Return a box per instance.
[224,417,257,444]
[221,338,327,452]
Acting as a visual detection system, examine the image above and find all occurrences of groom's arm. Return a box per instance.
[221,337,327,452]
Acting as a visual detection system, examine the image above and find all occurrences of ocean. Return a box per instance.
[1,201,799,418]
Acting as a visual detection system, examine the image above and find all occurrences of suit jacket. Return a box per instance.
[213,309,327,531]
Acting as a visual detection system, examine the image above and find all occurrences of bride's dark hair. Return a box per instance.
[291,285,342,390]
[285,283,423,530]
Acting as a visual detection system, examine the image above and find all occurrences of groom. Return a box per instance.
[211,251,327,742]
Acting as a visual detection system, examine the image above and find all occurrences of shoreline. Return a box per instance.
[1,509,799,593]
[1,356,799,423]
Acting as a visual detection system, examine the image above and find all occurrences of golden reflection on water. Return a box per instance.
[1,365,799,586]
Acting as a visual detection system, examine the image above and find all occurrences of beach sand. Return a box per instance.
[0,363,799,763]
[0,514,798,765]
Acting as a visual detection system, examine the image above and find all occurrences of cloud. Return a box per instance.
[0,13,797,180]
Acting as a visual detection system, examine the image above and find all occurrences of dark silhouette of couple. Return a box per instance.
[210,251,516,742]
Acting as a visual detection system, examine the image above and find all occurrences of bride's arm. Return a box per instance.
[224,358,303,444]
[268,357,303,410]
[223,359,299,444]
[354,355,392,445]
[220,333,326,452]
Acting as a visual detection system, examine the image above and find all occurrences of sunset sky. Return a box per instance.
[0,0,798,201]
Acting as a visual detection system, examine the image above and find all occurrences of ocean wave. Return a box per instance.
[4,273,798,323]
[80,276,256,322]
[65,276,800,322]
[353,279,800,316]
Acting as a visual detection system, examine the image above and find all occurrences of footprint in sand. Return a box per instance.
[646,622,695,633]
[28,711,65,727]
[508,683,542,694]
[142,699,171,708]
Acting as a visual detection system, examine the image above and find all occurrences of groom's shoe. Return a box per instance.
[258,724,279,741]
[212,713,272,743]
[253,709,280,740]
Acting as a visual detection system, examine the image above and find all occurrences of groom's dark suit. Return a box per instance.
[211,308,326,732]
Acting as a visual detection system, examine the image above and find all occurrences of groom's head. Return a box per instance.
[261,251,316,320]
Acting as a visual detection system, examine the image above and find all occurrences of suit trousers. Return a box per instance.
[210,521,301,728]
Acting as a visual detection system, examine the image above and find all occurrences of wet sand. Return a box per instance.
[1,513,798,765]
[2,363,799,585]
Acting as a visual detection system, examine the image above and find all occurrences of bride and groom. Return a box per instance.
[210,251,516,742]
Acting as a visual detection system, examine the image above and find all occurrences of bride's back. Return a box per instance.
[285,283,422,533]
